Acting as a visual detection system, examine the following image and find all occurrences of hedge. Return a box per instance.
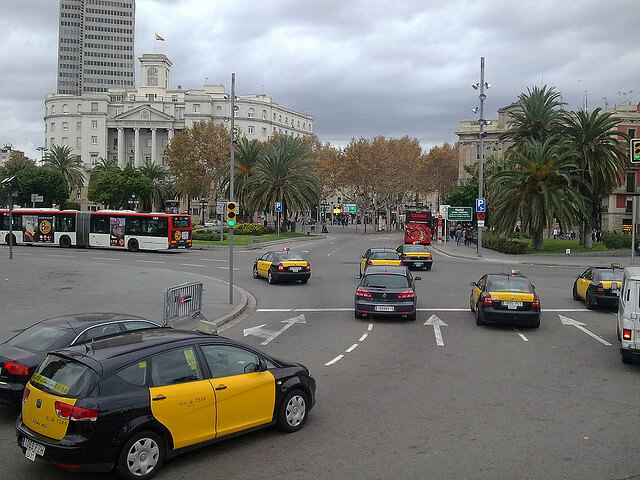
[482,233,528,254]
[601,231,632,249]
[233,223,274,235]
[192,229,226,241]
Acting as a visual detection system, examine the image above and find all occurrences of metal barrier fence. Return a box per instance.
[163,281,203,325]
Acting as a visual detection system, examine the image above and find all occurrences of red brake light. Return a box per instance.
[22,386,30,403]
[532,296,541,308]
[55,401,99,422]
[356,288,373,298]
[623,329,632,340]
[305,264,311,271]
[595,283,604,294]
[277,264,284,272]
[397,290,415,299]
[367,260,373,265]
[4,361,29,376]
[482,294,493,306]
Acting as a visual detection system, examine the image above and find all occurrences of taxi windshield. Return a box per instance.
[32,354,99,398]
[403,245,428,253]
[487,276,534,293]
[274,252,305,262]
[370,252,399,260]
[361,274,409,288]
[597,270,623,281]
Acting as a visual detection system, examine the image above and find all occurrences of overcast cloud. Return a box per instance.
[1,0,638,159]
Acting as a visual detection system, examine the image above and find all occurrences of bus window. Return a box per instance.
[172,216,191,228]
[55,214,76,232]
[125,217,141,235]
[140,217,168,236]
[91,215,110,234]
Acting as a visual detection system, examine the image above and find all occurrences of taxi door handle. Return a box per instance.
[152,395,167,401]
[215,385,227,391]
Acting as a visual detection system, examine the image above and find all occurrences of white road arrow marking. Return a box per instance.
[559,315,611,346]
[243,314,306,345]
[424,314,448,346]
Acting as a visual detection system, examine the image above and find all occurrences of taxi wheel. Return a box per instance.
[406,312,416,321]
[355,311,364,319]
[276,389,309,433]
[268,271,276,284]
[425,265,432,271]
[252,265,260,279]
[585,293,597,310]
[475,304,486,326]
[530,317,540,329]
[572,284,580,301]
[117,430,164,480]
[469,295,475,312]
[301,278,309,284]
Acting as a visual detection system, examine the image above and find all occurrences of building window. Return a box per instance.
[62,104,69,114]
[273,127,276,134]
[91,102,98,112]
[248,126,254,134]
[630,128,637,138]
[92,120,98,129]
[61,137,68,146]
[129,139,135,147]
[273,113,276,120]
[115,109,120,116]
[147,66,158,86]
[76,191,82,200]
[262,110,267,120]
[77,137,81,148]
[193,104,200,113]
[62,122,69,131]
[51,137,55,147]
[616,194,626,209]
[51,105,56,115]
[234,110,238,117]
[216,106,222,115]
[114,138,118,149]
[248,108,255,118]
[177,108,184,120]
[262,127,267,135]
[90,154,98,166]
[91,136,98,145]
[129,95,135,101]
[77,104,82,113]
[146,138,152,147]
[146,94,155,101]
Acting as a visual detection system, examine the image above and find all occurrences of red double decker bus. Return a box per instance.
[404,210,433,245]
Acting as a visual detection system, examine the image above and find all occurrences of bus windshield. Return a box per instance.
[172,216,191,228]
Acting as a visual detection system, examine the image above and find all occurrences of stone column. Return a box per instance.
[168,128,174,142]
[134,128,140,167]
[117,127,125,167]
[151,128,157,165]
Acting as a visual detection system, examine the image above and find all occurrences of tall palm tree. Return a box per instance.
[234,138,263,214]
[42,145,85,193]
[245,135,321,228]
[490,139,586,250]
[564,108,628,247]
[138,159,173,212]
[502,85,566,145]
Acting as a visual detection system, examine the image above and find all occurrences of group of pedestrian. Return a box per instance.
[453,225,475,246]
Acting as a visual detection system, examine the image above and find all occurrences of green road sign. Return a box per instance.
[447,206,473,222]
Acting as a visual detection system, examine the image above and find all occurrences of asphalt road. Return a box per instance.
[1,234,639,480]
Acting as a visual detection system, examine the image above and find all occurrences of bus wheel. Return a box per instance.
[59,236,71,248]
[4,234,16,245]
[128,239,140,252]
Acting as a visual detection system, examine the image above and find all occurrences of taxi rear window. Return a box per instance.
[7,324,70,352]
[31,354,99,398]
[370,252,399,260]
[598,270,623,281]
[403,246,427,253]
[487,277,533,293]
[275,252,305,261]
[362,274,409,288]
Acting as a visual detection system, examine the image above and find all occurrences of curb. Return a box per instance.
[198,285,250,333]
[191,235,324,251]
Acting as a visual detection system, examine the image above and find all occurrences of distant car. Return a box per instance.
[0,313,161,405]
[253,248,311,284]
[16,328,315,479]
[573,265,623,309]
[396,244,433,270]
[469,271,541,328]
[359,248,402,276]
[204,220,221,227]
[355,265,420,321]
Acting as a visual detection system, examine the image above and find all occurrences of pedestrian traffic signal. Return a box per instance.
[632,138,640,163]
[226,201,237,228]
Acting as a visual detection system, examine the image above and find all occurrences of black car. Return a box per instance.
[16,328,315,480]
[396,244,433,270]
[354,265,420,321]
[253,249,311,284]
[0,313,160,405]
[572,265,623,309]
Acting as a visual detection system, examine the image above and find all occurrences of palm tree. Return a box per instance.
[490,139,586,250]
[42,145,85,193]
[245,135,321,228]
[502,85,566,145]
[564,108,628,247]
[138,159,173,212]
[234,138,263,215]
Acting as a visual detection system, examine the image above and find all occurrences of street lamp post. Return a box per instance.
[1,176,18,260]
[229,73,237,305]
[199,198,208,224]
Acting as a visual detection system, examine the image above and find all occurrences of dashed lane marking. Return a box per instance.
[325,355,344,366]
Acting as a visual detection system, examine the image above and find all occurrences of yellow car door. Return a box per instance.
[258,253,273,277]
[149,347,216,449]
[577,269,593,299]
[201,344,276,437]
[360,250,370,276]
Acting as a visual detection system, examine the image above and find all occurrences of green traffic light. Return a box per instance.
[227,220,236,227]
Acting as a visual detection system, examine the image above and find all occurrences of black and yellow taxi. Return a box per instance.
[16,328,315,479]
[396,243,433,271]
[573,264,623,309]
[469,271,541,328]
[359,248,402,276]
[253,248,311,284]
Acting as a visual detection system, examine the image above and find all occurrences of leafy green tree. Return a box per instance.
[0,152,36,179]
[564,108,628,246]
[490,139,586,250]
[42,145,85,193]
[90,157,119,180]
[245,135,321,228]
[14,167,69,207]
[138,159,174,212]
[444,182,477,209]
[88,164,152,209]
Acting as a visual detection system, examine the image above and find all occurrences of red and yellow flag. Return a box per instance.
[155,33,165,41]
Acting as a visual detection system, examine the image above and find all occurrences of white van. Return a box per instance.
[617,266,640,364]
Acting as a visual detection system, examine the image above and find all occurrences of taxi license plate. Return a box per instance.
[375,305,394,312]
[290,267,301,272]
[23,438,45,461]
[414,263,422,267]
[181,231,189,240]
[503,301,523,310]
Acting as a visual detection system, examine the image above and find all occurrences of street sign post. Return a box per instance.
[447,207,473,222]
[476,198,486,212]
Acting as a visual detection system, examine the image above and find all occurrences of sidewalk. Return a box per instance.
[429,237,636,268]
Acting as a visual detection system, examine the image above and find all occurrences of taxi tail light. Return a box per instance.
[4,361,29,376]
[55,401,99,422]
[397,290,415,299]
[356,288,373,298]
[532,296,541,309]
[367,260,373,265]
[482,294,494,306]
[277,264,284,272]
[623,329,632,340]
[305,264,311,271]
[595,283,604,294]
[22,386,30,403]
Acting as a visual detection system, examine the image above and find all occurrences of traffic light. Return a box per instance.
[225,201,237,228]
[632,138,640,163]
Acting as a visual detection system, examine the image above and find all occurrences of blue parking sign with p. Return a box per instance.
[476,198,486,213]
[275,202,283,212]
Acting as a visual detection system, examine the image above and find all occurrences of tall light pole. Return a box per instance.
[472,57,490,257]
[229,73,236,304]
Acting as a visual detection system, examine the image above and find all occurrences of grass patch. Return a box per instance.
[483,236,627,254]
[193,231,310,246]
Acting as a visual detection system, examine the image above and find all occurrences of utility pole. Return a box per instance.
[477,57,486,257]
[229,73,236,304]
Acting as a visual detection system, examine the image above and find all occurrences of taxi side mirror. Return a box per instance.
[354,274,361,279]
[469,282,477,287]
[414,276,422,281]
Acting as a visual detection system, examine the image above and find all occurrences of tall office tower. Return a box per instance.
[57,0,135,95]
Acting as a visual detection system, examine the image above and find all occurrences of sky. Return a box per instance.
[1,0,639,160]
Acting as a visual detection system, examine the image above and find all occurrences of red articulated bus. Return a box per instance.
[404,210,433,245]
[0,208,192,252]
